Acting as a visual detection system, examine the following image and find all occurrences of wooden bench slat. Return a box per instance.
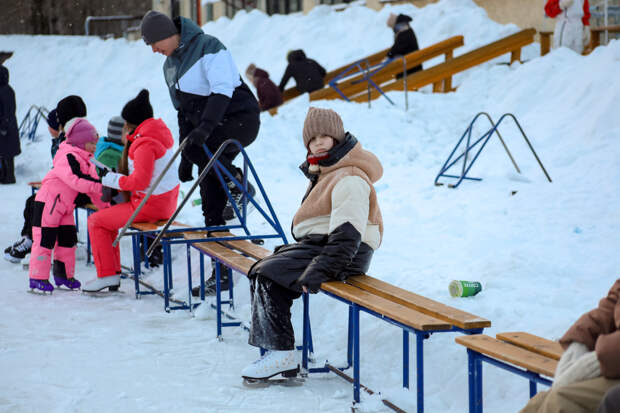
[322,281,452,331]
[131,220,190,232]
[346,275,490,330]
[455,334,557,377]
[496,332,563,361]
[208,231,271,260]
[186,237,256,275]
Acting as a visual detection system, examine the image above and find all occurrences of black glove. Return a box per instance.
[101,186,118,203]
[186,126,209,146]
[178,157,194,182]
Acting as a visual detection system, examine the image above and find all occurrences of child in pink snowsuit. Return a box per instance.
[83,89,179,292]
[29,118,108,293]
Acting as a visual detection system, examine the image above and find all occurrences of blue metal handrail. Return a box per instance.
[328,57,399,105]
[435,112,552,188]
[18,105,48,142]
[147,138,288,254]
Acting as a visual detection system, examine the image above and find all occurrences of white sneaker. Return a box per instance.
[82,275,121,292]
[241,350,299,379]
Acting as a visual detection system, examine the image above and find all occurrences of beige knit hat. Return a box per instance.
[386,13,397,29]
[245,63,257,80]
[302,107,345,148]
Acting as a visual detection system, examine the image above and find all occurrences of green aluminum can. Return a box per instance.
[449,280,482,297]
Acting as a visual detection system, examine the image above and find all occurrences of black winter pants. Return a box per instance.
[248,275,302,351]
[599,384,620,413]
[182,111,259,226]
[0,156,15,184]
[21,194,35,239]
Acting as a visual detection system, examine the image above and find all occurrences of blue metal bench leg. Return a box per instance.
[416,331,425,413]
[227,266,234,310]
[302,292,309,370]
[403,330,410,389]
[530,380,537,398]
[186,243,192,310]
[347,306,353,368]
[132,234,140,298]
[467,349,484,413]
[476,356,483,413]
[352,303,360,403]
[215,261,222,339]
[199,254,205,301]
[163,241,171,312]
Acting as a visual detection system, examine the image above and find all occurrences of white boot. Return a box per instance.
[241,350,299,379]
[82,275,120,292]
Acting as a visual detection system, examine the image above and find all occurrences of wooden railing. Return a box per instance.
[349,28,536,103]
[309,35,464,102]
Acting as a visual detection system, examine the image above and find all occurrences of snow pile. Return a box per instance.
[1,0,619,411]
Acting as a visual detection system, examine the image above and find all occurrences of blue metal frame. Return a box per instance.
[308,288,485,412]
[18,105,48,142]
[435,112,552,188]
[465,349,553,413]
[327,58,399,105]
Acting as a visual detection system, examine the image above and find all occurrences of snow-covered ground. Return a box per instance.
[1,0,619,411]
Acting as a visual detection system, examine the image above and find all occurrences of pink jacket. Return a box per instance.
[39,141,109,211]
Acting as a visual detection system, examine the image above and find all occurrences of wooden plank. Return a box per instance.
[207,231,271,260]
[455,334,558,377]
[350,29,536,103]
[346,275,490,330]
[310,36,464,102]
[131,220,189,232]
[322,281,452,331]
[496,332,563,361]
[190,239,256,275]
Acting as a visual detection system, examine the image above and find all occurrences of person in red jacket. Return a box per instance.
[246,64,283,112]
[544,0,591,54]
[520,279,620,413]
[82,89,180,292]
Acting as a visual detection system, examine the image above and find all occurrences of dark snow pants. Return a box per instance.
[247,238,373,351]
[248,275,301,351]
[598,384,620,413]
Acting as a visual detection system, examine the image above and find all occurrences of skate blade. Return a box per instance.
[242,368,304,388]
[242,376,304,388]
[4,253,23,264]
[82,288,124,297]
[27,289,53,296]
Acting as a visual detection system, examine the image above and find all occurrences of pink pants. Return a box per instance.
[88,187,178,278]
[29,195,77,280]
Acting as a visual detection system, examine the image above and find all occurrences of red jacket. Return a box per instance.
[120,118,180,209]
[545,0,591,25]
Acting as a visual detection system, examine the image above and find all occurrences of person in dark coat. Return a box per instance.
[0,64,21,184]
[246,64,283,111]
[386,13,422,75]
[241,107,384,380]
[278,50,326,94]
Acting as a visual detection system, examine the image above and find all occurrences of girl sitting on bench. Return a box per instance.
[241,107,384,381]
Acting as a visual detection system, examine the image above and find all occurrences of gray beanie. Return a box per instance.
[302,107,345,148]
[141,10,178,45]
[107,115,124,143]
